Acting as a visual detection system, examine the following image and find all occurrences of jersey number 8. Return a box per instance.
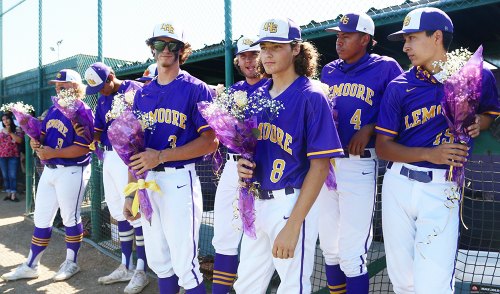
[270,159,286,183]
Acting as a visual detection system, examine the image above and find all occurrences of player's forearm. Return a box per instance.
[159,130,218,163]
[94,130,102,142]
[286,157,329,229]
[128,171,137,183]
[375,136,429,163]
[52,145,89,158]
[478,114,494,130]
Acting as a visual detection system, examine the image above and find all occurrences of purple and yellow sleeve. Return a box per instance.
[306,93,344,159]
[193,84,213,134]
[478,69,500,118]
[375,84,401,138]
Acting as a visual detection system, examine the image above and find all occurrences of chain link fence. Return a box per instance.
[2,0,500,292]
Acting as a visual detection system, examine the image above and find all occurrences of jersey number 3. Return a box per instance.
[350,109,362,130]
[270,159,286,183]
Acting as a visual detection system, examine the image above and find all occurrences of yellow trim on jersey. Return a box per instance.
[197,124,210,133]
[41,131,46,135]
[484,111,500,116]
[329,283,346,289]
[212,279,233,286]
[94,127,104,132]
[307,148,344,157]
[212,275,235,281]
[74,141,89,147]
[375,126,398,135]
[212,270,237,277]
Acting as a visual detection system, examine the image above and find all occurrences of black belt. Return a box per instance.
[151,165,185,172]
[258,187,295,200]
[387,162,433,183]
[226,153,241,161]
[104,145,113,151]
[343,149,373,158]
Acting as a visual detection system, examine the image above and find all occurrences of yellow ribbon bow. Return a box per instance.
[88,141,96,151]
[123,179,162,217]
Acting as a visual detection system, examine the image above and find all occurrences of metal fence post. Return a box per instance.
[25,136,33,214]
[224,0,233,87]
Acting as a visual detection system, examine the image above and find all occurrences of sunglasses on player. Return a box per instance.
[153,40,183,52]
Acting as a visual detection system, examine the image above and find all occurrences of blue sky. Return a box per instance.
[1,0,408,77]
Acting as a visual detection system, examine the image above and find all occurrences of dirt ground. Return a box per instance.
[0,192,160,294]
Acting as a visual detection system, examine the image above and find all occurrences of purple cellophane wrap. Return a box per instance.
[441,45,483,186]
[198,101,259,238]
[325,96,339,190]
[107,110,153,222]
[11,109,41,141]
[325,163,337,190]
[51,96,94,144]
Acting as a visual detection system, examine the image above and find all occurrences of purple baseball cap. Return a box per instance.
[387,7,453,41]
[252,18,302,46]
[48,69,82,84]
[136,63,158,82]
[84,62,111,95]
[326,13,375,36]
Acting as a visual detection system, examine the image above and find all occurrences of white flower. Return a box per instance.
[432,47,473,82]
[58,99,68,107]
[233,91,248,107]
[124,90,136,105]
[216,84,225,96]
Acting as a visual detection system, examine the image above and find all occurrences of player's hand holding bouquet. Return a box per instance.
[197,86,283,238]
[432,46,483,187]
[1,102,40,140]
[51,88,95,147]
[107,91,159,223]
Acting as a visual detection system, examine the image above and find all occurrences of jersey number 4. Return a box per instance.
[270,159,286,183]
[350,109,362,130]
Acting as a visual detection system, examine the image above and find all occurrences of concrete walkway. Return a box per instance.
[0,193,159,293]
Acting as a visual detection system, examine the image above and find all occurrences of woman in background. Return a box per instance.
[0,113,24,202]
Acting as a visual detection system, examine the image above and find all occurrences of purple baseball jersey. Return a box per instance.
[94,80,143,149]
[41,105,92,166]
[376,67,500,169]
[230,78,269,95]
[133,70,212,168]
[321,53,403,149]
[253,76,344,190]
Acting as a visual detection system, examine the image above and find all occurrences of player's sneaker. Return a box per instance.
[124,270,149,294]
[1,263,39,281]
[98,264,134,285]
[53,260,80,281]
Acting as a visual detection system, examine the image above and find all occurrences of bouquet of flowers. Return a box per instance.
[51,88,95,150]
[1,102,40,140]
[107,93,159,223]
[198,86,284,238]
[433,46,483,186]
[315,80,339,191]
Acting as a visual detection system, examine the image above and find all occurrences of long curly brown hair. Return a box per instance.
[256,41,320,78]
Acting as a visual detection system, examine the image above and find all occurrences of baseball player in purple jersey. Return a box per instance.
[376,7,500,293]
[136,63,158,85]
[84,62,149,294]
[123,21,217,294]
[317,12,403,293]
[1,69,92,282]
[236,18,343,293]
[211,36,268,293]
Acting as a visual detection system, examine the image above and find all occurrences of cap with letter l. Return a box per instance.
[84,62,112,95]
[235,36,260,55]
[48,69,82,84]
[145,21,185,45]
